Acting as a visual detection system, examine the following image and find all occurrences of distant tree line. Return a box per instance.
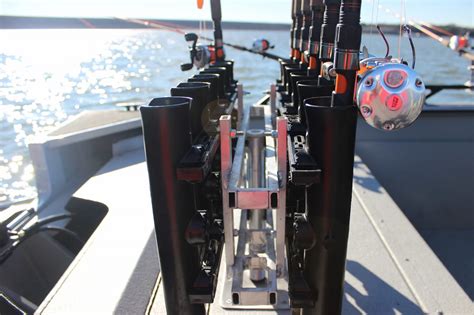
[0,16,472,37]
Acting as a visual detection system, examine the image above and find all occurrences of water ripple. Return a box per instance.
[0,29,471,206]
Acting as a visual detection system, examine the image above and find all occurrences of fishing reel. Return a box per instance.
[356,57,425,131]
[181,33,211,71]
[356,25,425,131]
[252,38,274,53]
[449,34,471,52]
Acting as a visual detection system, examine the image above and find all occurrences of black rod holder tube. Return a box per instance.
[284,65,307,92]
[279,59,295,82]
[281,61,299,86]
[303,97,357,315]
[289,70,319,106]
[200,69,226,97]
[140,97,205,315]
[171,82,210,140]
[288,70,311,97]
[296,80,333,125]
[188,74,219,103]
[210,60,234,85]
[202,66,229,91]
[188,74,222,122]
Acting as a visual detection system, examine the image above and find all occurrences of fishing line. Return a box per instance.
[369,0,376,37]
[404,24,416,68]
[375,0,380,24]
[397,0,406,58]
[365,0,474,62]
[377,25,390,57]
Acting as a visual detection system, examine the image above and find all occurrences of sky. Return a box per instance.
[1,0,473,27]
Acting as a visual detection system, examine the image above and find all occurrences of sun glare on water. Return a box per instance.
[0,29,149,206]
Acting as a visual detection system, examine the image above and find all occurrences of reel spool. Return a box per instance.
[181,33,211,71]
[356,57,425,131]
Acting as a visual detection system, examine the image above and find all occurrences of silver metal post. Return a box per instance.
[275,116,288,276]
[220,115,234,266]
[247,129,266,258]
[237,83,244,129]
[270,84,277,127]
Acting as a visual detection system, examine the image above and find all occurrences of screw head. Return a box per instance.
[365,77,374,87]
[415,78,423,88]
[360,105,373,117]
[383,122,395,131]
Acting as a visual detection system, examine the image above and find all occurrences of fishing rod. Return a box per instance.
[115,17,284,63]
[317,0,341,83]
[420,21,455,37]
[298,0,312,66]
[409,21,473,60]
[364,0,474,62]
[210,0,225,61]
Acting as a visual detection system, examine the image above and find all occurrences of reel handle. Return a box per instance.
[182,32,199,72]
[181,63,194,71]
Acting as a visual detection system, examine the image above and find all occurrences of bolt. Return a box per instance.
[360,105,372,117]
[383,122,395,131]
[365,77,374,87]
[415,78,423,87]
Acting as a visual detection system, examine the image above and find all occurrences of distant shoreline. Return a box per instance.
[1,16,472,35]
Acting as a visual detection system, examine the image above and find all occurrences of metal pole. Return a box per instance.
[270,84,277,127]
[237,84,243,130]
[247,129,265,232]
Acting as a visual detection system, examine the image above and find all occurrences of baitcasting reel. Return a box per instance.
[356,25,425,131]
[356,57,425,131]
[252,38,274,53]
[449,33,471,52]
[181,33,211,71]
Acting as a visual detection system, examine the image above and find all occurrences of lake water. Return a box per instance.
[0,29,472,206]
